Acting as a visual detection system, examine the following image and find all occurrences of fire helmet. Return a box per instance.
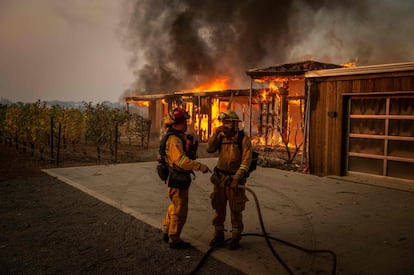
[218,110,241,122]
[164,107,190,126]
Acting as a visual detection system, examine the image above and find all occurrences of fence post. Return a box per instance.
[56,123,61,166]
[15,131,18,150]
[146,120,151,149]
[50,116,54,161]
[141,120,144,147]
[114,122,118,163]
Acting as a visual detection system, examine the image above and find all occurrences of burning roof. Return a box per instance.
[246,60,343,78]
[125,89,252,101]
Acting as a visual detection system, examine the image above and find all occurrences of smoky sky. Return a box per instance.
[120,0,414,95]
[0,0,133,103]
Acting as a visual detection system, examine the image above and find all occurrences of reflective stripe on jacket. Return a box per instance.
[166,135,201,171]
[207,130,252,178]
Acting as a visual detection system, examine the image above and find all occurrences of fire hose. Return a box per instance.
[189,186,337,275]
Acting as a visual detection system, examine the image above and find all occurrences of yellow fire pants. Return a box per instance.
[162,187,189,244]
[210,178,248,240]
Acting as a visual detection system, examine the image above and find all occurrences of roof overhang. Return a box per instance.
[125,89,253,100]
[125,94,173,101]
[246,60,343,78]
[305,61,414,78]
[174,89,251,97]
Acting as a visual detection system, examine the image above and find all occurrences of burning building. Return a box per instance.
[125,60,414,184]
[246,60,343,150]
[126,89,253,141]
[120,0,414,186]
[126,60,343,159]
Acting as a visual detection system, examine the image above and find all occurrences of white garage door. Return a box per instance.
[346,94,414,181]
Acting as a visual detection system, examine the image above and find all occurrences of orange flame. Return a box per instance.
[255,77,286,103]
[251,93,304,148]
[254,76,290,83]
[189,76,230,92]
[342,58,358,68]
[183,77,230,141]
[185,102,193,125]
[195,114,209,141]
[127,100,149,107]
[261,90,268,102]
[289,99,301,106]
[211,98,221,131]
[269,82,279,91]
[194,98,221,141]
[180,77,231,141]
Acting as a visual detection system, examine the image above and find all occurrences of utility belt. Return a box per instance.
[210,167,236,186]
[167,165,194,190]
[211,167,248,188]
[214,167,236,176]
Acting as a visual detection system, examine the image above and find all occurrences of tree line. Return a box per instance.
[0,101,151,163]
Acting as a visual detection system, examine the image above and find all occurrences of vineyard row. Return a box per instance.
[0,101,152,164]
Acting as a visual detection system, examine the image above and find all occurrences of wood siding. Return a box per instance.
[149,99,164,136]
[309,71,414,176]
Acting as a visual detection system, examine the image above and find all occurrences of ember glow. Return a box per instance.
[186,76,230,92]
[123,0,414,102]
[342,58,359,68]
[127,100,149,107]
[194,98,221,141]
[211,98,221,130]
[251,77,305,149]
[254,76,290,83]
[194,114,209,141]
[185,102,193,125]
[183,77,232,140]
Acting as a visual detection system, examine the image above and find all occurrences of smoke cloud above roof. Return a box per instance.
[120,0,414,95]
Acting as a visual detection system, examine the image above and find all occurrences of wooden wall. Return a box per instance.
[148,99,165,137]
[308,71,414,176]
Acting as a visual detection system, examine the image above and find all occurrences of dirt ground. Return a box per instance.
[0,146,244,274]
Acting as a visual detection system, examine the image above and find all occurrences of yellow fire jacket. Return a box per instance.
[166,135,202,171]
[207,130,252,178]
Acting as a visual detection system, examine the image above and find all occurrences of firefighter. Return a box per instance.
[161,107,211,249]
[207,109,252,250]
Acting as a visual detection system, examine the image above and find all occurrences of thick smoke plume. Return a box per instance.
[120,0,414,95]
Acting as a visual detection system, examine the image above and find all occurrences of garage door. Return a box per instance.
[346,94,414,181]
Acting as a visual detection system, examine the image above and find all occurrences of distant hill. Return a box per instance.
[44,100,85,108]
[0,98,124,109]
[0,98,14,105]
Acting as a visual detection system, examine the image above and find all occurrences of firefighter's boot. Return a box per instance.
[162,233,169,243]
[209,236,225,247]
[169,240,192,249]
[228,238,240,250]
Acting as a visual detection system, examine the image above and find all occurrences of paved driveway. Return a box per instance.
[44,158,414,275]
